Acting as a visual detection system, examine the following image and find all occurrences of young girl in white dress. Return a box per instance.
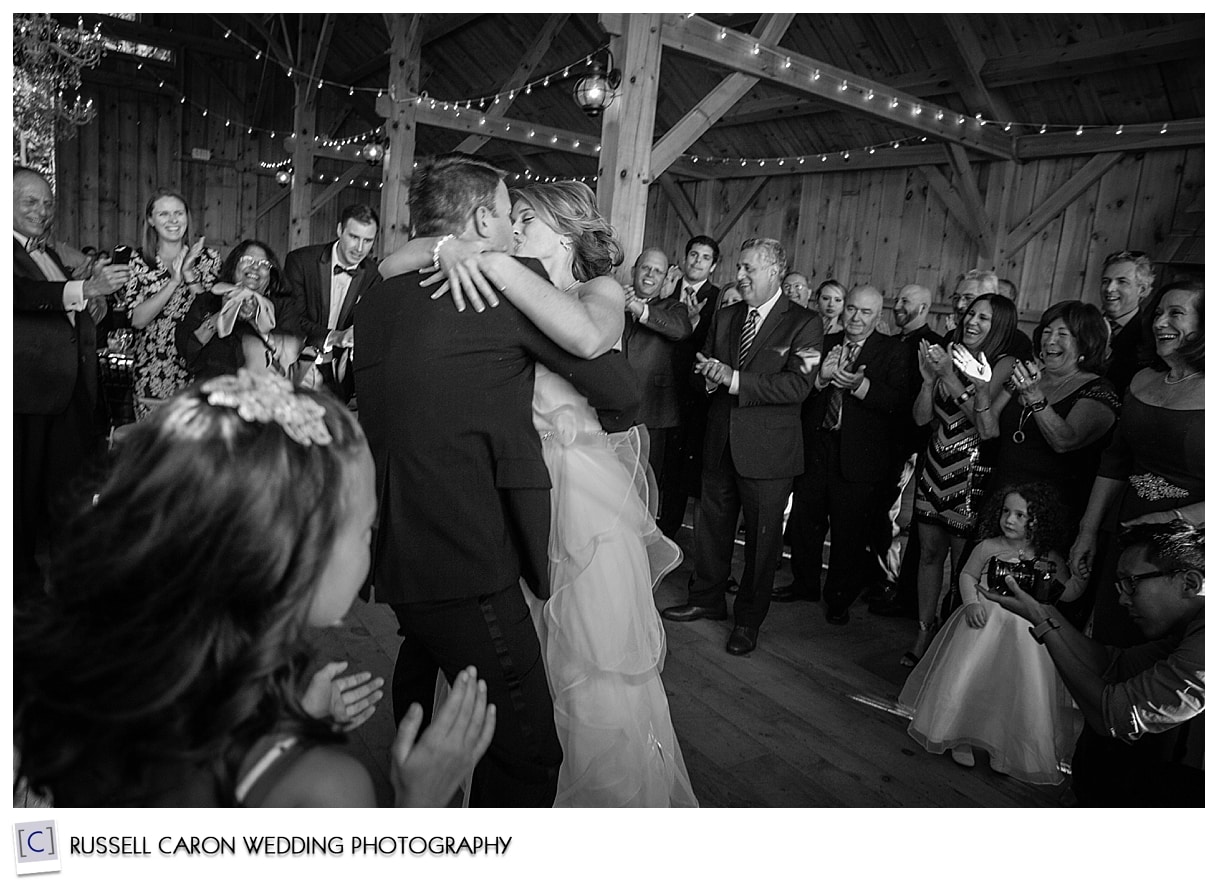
[898,482,1083,784]
[380,180,697,808]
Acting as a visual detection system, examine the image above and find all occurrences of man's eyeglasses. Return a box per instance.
[237,256,273,271]
[1115,569,1180,598]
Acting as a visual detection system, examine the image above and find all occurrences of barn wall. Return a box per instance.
[643,148,1203,334]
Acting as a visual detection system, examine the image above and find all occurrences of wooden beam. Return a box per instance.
[711,177,769,243]
[596,14,664,266]
[67,13,247,60]
[940,14,1018,125]
[650,13,795,176]
[455,14,570,154]
[981,21,1204,87]
[410,100,600,157]
[989,160,1018,268]
[255,186,291,222]
[657,176,700,238]
[287,16,321,250]
[1015,119,1204,159]
[306,14,336,89]
[1004,152,1125,256]
[660,15,1013,160]
[671,144,952,179]
[946,144,994,257]
[310,163,365,216]
[920,166,982,247]
[378,14,422,253]
[236,13,294,70]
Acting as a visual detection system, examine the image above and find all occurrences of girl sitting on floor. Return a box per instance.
[15,370,494,807]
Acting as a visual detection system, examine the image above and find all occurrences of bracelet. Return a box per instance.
[1029,616,1061,644]
[430,234,456,271]
[1026,397,1048,412]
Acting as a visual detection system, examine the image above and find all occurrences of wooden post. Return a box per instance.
[596,13,662,269]
[376,14,422,254]
[287,16,322,250]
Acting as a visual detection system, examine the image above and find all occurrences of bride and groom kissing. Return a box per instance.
[355,153,697,808]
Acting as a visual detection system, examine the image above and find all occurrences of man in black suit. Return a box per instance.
[283,203,382,402]
[785,285,916,625]
[13,167,128,599]
[867,283,944,618]
[662,238,821,655]
[354,154,639,807]
[1100,249,1154,396]
[657,234,722,538]
[622,246,692,484]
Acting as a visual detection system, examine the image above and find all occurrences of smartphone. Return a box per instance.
[112,245,133,265]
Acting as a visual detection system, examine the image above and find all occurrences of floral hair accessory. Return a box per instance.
[201,369,333,447]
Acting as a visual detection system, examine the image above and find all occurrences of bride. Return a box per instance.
[379,180,697,808]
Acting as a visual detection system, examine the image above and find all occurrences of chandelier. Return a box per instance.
[14,13,106,140]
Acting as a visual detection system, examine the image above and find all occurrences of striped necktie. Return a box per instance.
[739,308,760,364]
[821,341,861,430]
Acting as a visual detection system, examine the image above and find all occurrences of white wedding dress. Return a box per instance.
[525,364,698,807]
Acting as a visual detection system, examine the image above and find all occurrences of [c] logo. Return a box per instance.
[12,820,61,876]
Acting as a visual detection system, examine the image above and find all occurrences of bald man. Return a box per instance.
[779,285,915,624]
[14,166,129,598]
[868,284,945,618]
[622,246,693,484]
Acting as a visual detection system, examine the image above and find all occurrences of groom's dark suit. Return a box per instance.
[354,260,639,807]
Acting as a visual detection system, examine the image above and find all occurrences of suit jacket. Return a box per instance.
[354,259,641,606]
[14,239,98,415]
[803,330,916,484]
[283,242,382,350]
[1105,308,1149,396]
[622,294,693,429]
[700,295,821,479]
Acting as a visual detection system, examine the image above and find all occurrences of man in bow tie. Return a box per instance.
[1099,249,1154,395]
[14,166,130,600]
[657,235,723,538]
[284,203,382,401]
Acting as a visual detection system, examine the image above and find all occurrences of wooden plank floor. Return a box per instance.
[314,525,1063,809]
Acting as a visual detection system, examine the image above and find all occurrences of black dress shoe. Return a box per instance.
[662,603,728,623]
[824,608,850,626]
[726,626,758,655]
[771,583,818,603]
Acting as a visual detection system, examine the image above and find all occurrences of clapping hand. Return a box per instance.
[819,344,843,381]
[391,666,496,808]
[916,339,938,384]
[422,236,499,313]
[951,343,992,384]
[922,342,953,378]
[695,352,733,387]
[1009,359,1046,403]
[83,254,131,300]
[831,362,866,391]
[301,660,385,732]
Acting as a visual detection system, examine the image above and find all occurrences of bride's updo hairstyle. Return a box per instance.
[15,372,367,805]
[511,181,623,282]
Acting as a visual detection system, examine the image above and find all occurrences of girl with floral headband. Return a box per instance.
[15,370,493,807]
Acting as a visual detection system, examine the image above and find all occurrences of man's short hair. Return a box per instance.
[1120,521,1204,574]
[741,237,786,276]
[998,278,1018,300]
[956,268,999,291]
[1102,249,1156,292]
[409,153,506,238]
[339,203,380,230]
[684,234,720,266]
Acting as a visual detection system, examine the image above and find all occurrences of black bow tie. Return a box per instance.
[333,264,358,277]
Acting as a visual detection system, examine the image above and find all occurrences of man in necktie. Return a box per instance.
[782,285,915,625]
[14,166,130,600]
[662,238,822,656]
[622,247,693,487]
[283,203,383,402]
[1098,249,1154,395]
[657,235,724,539]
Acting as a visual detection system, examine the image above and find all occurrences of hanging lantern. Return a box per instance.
[571,56,621,119]
[274,167,293,187]
[360,141,385,165]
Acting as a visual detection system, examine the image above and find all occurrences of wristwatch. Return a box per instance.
[1029,616,1061,644]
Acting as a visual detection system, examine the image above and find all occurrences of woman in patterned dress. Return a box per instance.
[902,293,1019,666]
[123,190,220,419]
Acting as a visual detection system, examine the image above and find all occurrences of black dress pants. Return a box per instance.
[390,585,561,808]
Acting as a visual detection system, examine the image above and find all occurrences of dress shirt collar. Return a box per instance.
[746,287,784,325]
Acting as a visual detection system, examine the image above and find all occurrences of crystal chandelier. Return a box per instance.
[14,13,106,140]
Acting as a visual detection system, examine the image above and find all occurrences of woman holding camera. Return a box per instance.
[123,190,220,419]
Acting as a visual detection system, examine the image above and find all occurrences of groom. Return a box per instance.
[354,153,640,807]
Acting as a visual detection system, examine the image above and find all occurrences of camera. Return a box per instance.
[112,245,132,265]
[986,556,1064,604]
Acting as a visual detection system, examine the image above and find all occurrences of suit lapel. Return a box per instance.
[14,239,45,280]
[315,244,333,321]
[741,295,788,370]
[335,264,365,330]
